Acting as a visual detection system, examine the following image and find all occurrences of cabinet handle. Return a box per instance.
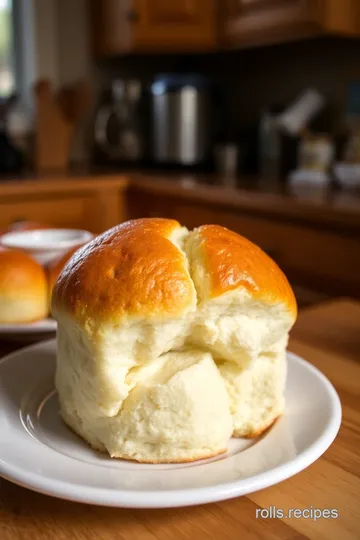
[127,9,139,22]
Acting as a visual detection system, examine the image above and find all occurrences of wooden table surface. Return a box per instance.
[1,299,359,540]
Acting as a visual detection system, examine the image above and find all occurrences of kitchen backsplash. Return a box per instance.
[95,37,360,137]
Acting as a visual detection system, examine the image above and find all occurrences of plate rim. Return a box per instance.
[0,340,342,508]
[0,319,57,334]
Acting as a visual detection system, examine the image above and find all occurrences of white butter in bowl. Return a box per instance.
[0,229,94,265]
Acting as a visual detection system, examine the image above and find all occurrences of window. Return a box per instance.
[0,0,14,97]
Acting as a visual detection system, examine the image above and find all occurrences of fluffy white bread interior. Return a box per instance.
[56,345,232,462]
[219,346,287,437]
[55,315,194,418]
[53,218,297,462]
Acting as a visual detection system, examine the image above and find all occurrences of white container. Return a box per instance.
[276,89,325,135]
[0,229,93,265]
[333,163,360,189]
[214,143,238,187]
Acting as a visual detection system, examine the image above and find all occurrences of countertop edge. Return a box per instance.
[1,172,360,232]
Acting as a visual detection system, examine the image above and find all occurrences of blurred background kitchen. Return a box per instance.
[1,0,360,310]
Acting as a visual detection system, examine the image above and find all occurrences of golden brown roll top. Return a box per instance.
[52,218,197,325]
[52,217,297,327]
[0,248,48,323]
[186,224,297,318]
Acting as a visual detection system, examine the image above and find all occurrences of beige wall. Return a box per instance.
[31,0,92,163]
[57,0,91,86]
[33,0,59,86]
[33,0,91,88]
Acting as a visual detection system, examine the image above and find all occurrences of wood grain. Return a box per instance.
[0,299,360,539]
[133,0,217,51]
[220,0,360,48]
[324,0,360,35]
[1,173,359,231]
[92,0,216,57]
[91,0,133,57]
[128,175,360,233]
[0,175,128,234]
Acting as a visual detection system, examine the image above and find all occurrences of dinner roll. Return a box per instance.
[52,218,297,462]
[0,248,48,323]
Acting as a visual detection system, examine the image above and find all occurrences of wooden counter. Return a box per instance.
[129,173,360,234]
[0,175,128,234]
[1,171,360,302]
[1,172,359,232]
[1,299,359,540]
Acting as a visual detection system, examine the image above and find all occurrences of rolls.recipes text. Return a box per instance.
[255,506,338,521]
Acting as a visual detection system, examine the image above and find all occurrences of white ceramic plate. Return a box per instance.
[0,319,57,341]
[0,340,341,508]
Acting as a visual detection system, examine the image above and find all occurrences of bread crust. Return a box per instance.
[193,224,297,317]
[52,218,196,325]
[47,246,83,309]
[52,218,297,326]
[232,413,282,439]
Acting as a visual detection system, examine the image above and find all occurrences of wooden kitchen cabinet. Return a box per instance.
[221,0,360,48]
[0,195,99,232]
[92,0,217,56]
[0,176,128,235]
[92,0,360,56]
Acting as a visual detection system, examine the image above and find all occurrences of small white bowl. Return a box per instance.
[0,228,94,265]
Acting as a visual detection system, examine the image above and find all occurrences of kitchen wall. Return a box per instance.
[202,38,360,134]
[32,0,91,88]
[29,0,360,164]
[27,0,92,164]
[33,0,59,85]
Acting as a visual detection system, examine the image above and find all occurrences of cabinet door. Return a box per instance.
[91,0,133,56]
[132,0,216,51]
[222,0,323,46]
[0,189,125,236]
[0,196,99,233]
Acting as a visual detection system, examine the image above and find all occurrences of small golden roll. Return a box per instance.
[0,248,48,323]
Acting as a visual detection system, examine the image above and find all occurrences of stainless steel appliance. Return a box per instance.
[150,74,213,166]
[94,79,144,163]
